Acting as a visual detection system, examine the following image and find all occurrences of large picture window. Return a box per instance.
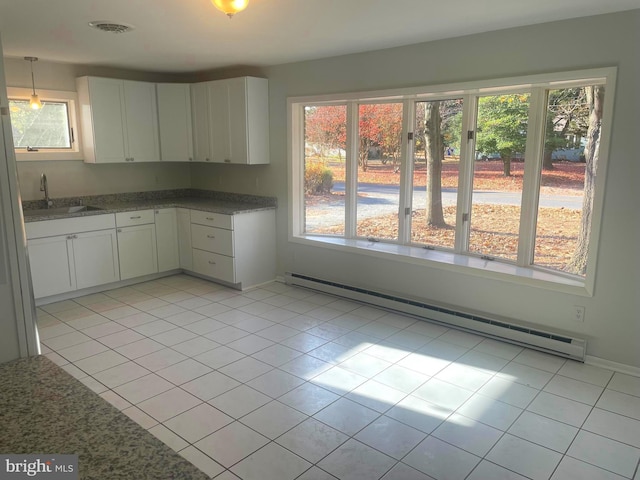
[290,69,615,291]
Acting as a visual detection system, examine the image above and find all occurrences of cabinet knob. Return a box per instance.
[117,229,122,233]
[206,235,215,239]
[67,235,73,240]
[189,158,193,162]
[224,159,231,163]
[205,158,210,162]
[208,261,216,265]
[206,217,214,221]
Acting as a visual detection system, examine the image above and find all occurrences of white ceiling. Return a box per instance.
[1,0,639,73]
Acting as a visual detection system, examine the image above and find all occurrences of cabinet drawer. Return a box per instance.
[116,209,155,227]
[25,214,115,239]
[190,210,233,230]
[192,249,235,283]
[191,224,234,256]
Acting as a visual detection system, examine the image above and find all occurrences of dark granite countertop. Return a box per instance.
[0,356,209,480]
[22,189,277,222]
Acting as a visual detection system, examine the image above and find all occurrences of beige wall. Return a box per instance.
[16,161,191,201]
[192,11,640,368]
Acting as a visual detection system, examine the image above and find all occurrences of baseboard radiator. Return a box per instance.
[285,273,586,361]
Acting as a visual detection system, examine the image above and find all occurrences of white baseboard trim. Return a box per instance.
[279,274,640,376]
[34,270,183,306]
[585,355,640,378]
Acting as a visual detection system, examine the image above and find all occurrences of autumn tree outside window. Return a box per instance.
[289,68,616,293]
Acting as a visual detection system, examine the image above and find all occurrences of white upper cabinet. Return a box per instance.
[209,80,231,163]
[191,82,212,163]
[193,77,270,165]
[229,77,269,165]
[77,76,160,163]
[157,83,193,162]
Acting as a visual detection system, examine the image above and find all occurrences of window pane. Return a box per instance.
[9,100,71,148]
[470,93,530,261]
[411,99,463,249]
[534,86,602,276]
[303,105,347,235]
[356,103,403,241]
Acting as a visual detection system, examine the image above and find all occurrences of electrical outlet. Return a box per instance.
[573,305,585,322]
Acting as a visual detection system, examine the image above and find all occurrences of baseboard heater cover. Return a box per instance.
[285,273,586,361]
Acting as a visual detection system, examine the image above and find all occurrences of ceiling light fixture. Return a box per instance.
[212,0,249,18]
[24,57,41,110]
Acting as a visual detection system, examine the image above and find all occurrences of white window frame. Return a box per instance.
[7,87,83,161]
[288,68,617,296]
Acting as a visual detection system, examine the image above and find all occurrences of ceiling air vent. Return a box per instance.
[88,21,135,34]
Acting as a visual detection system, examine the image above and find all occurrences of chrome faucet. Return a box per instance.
[40,173,52,208]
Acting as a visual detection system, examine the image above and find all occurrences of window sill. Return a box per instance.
[15,151,83,162]
[292,235,590,296]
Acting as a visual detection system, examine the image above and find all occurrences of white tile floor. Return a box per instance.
[37,274,640,480]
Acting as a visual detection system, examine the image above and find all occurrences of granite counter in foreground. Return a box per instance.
[0,356,209,480]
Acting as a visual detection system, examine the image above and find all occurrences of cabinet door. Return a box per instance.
[177,208,193,270]
[73,230,120,289]
[227,77,249,164]
[209,80,231,163]
[157,83,193,162]
[123,80,160,162]
[28,235,75,299]
[155,208,180,272]
[243,77,270,165]
[86,77,127,163]
[117,224,158,280]
[191,82,212,163]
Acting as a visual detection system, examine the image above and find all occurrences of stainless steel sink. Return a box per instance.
[24,205,104,216]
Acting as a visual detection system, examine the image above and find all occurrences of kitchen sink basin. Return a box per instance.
[24,205,104,216]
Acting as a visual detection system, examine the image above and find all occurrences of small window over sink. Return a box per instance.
[7,87,83,161]
[10,99,72,149]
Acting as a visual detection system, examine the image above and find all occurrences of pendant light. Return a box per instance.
[25,57,42,110]
[212,0,249,18]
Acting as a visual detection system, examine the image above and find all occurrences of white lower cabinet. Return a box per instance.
[26,216,119,299]
[25,206,275,300]
[190,209,275,289]
[28,235,76,298]
[177,208,193,270]
[192,249,236,283]
[116,210,158,280]
[155,208,180,272]
[73,230,121,289]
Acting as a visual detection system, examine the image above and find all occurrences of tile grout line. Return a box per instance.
[36,274,637,480]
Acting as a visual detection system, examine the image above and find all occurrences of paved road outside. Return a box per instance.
[306,182,582,231]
